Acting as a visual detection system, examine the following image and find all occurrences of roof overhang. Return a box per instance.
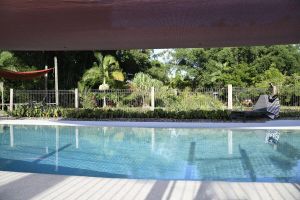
[0,0,300,50]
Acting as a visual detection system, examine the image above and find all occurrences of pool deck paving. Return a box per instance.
[0,171,299,200]
[2,119,300,129]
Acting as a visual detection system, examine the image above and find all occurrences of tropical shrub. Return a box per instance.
[10,105,300,120]
[10,106,231,120]
[11,104,63,118]
[78,52,125,92]
[129,72,164,107]
[164,88,225,111]
[80,90,97,108]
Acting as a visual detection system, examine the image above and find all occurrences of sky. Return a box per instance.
[152,49,174,64]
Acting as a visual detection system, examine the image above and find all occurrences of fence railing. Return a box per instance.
[277,86,300,108]
[233,86,300,111]
[89,89,152,109]
[2,85,300,112]
[233,87,268,111]
[6,89,76,110]
[156,87,228,110]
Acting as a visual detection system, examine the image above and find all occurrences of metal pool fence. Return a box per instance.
[89,89,152,109]
[2,85,300,112]
[8,90,75,109]
[88,88,228,110]
[233,87,269,111]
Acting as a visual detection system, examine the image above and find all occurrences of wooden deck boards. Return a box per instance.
[0,171,299,200]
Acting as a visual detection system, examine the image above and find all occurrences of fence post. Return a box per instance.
[75,88,79,108]
[9,88,13,112]
[151,87,155,111]
[227,84,233,110]
[272,85,277,96]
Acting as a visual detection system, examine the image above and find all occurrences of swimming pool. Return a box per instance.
[0,124,299,182]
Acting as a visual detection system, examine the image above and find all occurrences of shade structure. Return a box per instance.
[0,68,54,80]
[0,0,300,50]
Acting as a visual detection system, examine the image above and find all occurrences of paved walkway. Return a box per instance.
[0,171,299,200]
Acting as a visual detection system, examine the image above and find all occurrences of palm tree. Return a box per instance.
[94,52,124,91]
[95,52,124,107]
[78,52,125,107]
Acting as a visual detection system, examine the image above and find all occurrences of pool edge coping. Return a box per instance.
[1,119,300,129]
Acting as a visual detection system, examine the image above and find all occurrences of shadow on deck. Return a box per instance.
[0,171,299,200]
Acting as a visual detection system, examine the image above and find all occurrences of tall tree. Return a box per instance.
[171,45,300,88]
[116,49,152,78]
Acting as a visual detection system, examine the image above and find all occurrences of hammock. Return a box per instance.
[0,68,54,80]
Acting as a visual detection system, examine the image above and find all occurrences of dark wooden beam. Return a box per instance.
[0,0,299,50]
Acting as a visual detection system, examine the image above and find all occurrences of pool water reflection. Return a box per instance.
[0,125,299,182]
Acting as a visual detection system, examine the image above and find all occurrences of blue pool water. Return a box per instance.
[0,125,299,182]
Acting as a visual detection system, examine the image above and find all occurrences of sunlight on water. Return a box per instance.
[0,125,299,182]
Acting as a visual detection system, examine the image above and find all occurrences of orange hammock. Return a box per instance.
[0,68,54,80]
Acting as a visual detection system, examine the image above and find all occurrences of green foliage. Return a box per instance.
[98,53,124,83]
[0,51,42,101]
[1,45,299,97]
[279,107,300,118]
[171,45,300,88]
[13,51,96,89]
[131,72,163,91]
[163,88,225,111]
[168,65,199,89]
[282,74,300,104]
[255,66,286,88]
[0,51,15,69]
[146,60,169,83]
[10,105,300,120]
[129,72,164,107]
[78,65,101,92]
[80,90,97,108]
[10,104,63,118]
[10,106,231,120]
[116,49,152,76]
[232,87,268,110]
[0,51,35,72]
[78,52,125,92]
[95,91,127,108]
